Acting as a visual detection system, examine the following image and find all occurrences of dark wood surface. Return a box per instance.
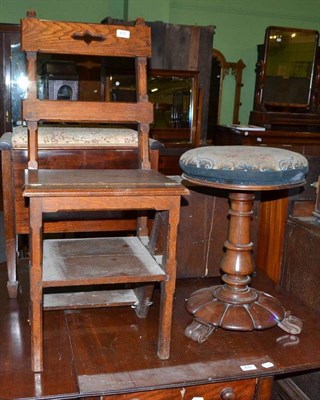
[275,214,320,399]
[214,125,320,151]
[249,111,320,131]
[1,261,320,399]
[281,216,320,313]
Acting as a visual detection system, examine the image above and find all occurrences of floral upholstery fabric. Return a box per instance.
[179,146,309,186]
[12,126,141,149]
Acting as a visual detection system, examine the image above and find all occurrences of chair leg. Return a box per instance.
[157,202,180,360]
[134,284,155,318]
[31,295,43,372]
[29,198,44,372]
[157,279,175,360]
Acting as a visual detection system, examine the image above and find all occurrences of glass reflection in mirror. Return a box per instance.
[109,69,198,144]
[262,26,319,108]
[10,43,27,127]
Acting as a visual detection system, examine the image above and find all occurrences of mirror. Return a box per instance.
[148,70,198,145]
[10,43,27,127]
[208,49,245,130]
[261,26,319,109]
[108,69,199,145]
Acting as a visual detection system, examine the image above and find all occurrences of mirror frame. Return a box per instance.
[256,26,319,112]
[211,49,246,125]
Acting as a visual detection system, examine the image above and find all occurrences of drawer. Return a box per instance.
[103,378,257,399]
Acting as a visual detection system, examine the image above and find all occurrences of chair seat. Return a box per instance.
[179,146,308,186]
[11,125,163,149]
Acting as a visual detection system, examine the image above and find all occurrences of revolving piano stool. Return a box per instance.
[179,145,308,342]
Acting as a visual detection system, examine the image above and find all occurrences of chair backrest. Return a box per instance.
[21,12,153,169]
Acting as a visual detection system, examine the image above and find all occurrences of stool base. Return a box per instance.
[184,285,303,343]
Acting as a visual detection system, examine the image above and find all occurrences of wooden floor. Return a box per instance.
[1,260,320,399]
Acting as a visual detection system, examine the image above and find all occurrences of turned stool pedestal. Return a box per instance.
[179,146,308,342]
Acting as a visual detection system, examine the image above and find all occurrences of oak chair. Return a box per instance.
[21,12,188,372]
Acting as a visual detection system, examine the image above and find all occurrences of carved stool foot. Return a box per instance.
[277,312,303,335]
[185,285,297,332]
[184,320,216,343]
[185,286,303,336]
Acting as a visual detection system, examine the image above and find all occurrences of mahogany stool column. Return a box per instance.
[179,146,308,342]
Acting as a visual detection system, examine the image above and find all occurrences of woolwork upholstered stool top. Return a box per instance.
[179,145,308,187]
[179,145,308,343]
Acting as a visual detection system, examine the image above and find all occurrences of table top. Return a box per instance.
[1,262,320,399]
[218,125,320,139]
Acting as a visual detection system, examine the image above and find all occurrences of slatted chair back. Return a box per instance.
[21,12,153,169]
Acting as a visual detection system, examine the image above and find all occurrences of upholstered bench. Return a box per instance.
[0,126,163,298]
[179,145,308,342]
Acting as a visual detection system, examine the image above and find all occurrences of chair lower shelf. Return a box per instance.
[41,236,165,287]
[39,236,164,311]
[43,288,140,310]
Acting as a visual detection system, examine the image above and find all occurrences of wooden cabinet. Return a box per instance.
[274,214,320,399]
[281,216,320,314]
[102,378,263,399]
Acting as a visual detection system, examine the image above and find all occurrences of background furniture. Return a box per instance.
[271,181,320,400]
[102,18,215,175]
[40,60,79,100]
[103,17,215,144]
[207,49,246,136]
[249,26,320,131]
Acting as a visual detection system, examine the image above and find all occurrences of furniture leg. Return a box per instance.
[29,198,44,372]
[157,202,180,360]
[134,284,154,318]
[1,149,18,298]
[256,377,273,399]
[157,280,175,360]
[5,237,18,298]
[133,212,156,318]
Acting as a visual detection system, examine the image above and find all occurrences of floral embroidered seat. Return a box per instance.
[11,125,163,149]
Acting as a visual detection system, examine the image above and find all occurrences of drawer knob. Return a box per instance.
[220,387,236,400]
